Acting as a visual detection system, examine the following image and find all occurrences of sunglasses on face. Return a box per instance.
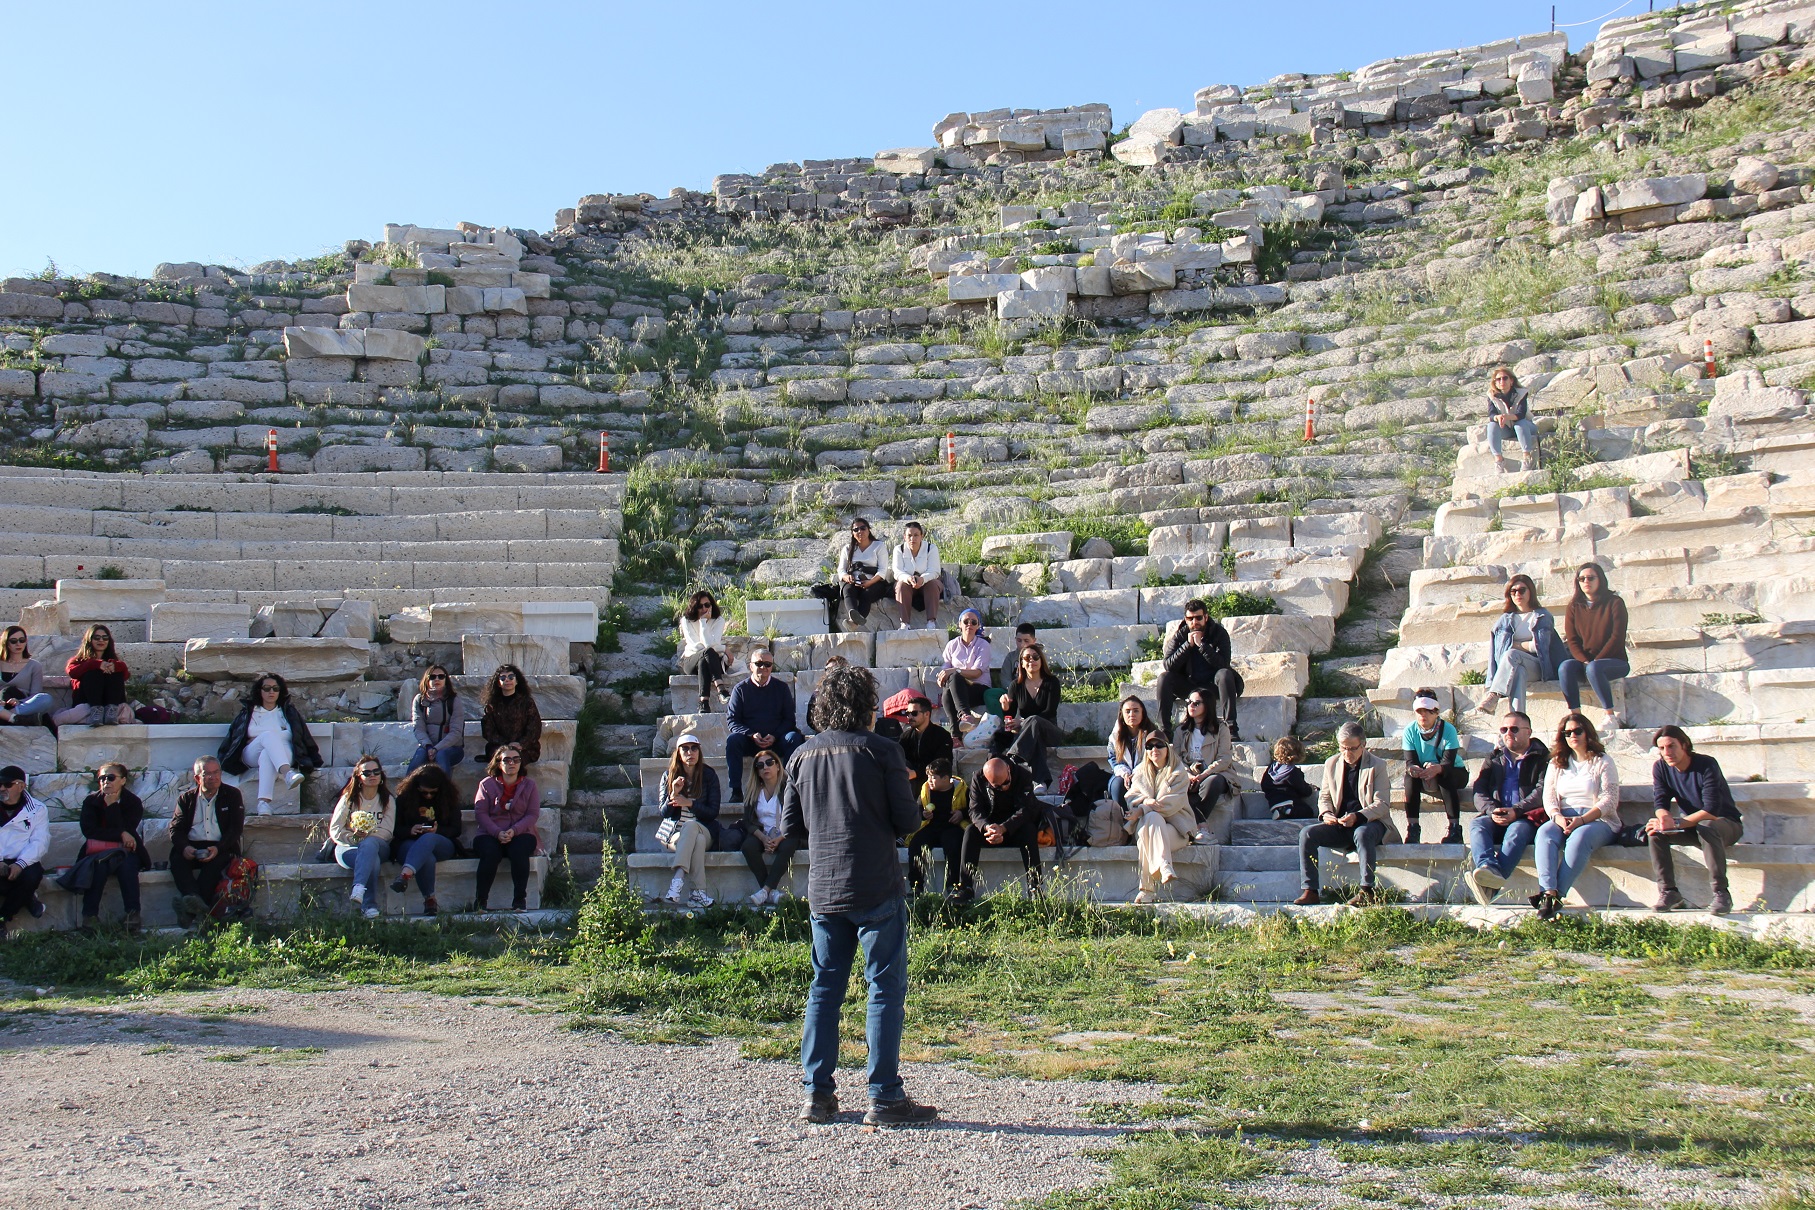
[428,674,447,682]
[261,684,279,693]
[679,744,700,752]
[1510,586,1531,595]
[752,661,773,669]
[1145,742,1170,752]
[962,619,979,627]
[499,757,521,766]
[5,636,24,644]
[98,773,121,783]
[1188,698,1208,708]
[1499,726,1527,734]
[1563,727,1587,737]
[358,768,382,777]
[498,672,518,681]
[903,706,926,715]
[755,758,779,769]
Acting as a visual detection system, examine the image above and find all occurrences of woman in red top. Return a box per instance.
[53,625,133,727]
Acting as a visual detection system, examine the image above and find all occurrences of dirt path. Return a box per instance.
[0,988,1152,1210]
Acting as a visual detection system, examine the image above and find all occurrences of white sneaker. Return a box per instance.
[256,799,272,816]
[687,889,715,908]
[897,622,912,630]
[749,888,770,907]
[350,884,366,903]
[1602,709,1623,731]
[285,769,305,789]
[924,620,938,630]
[662,873,685,904]
[362,906,380,919]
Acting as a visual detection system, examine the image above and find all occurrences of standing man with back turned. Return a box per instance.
[782,661,937,1126]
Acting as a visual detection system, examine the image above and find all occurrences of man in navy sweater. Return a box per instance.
[725,647,804,802]
[1648,725,1742,915]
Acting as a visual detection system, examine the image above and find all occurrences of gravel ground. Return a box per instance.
[0,988,1154,1210]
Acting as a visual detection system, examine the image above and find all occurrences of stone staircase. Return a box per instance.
[2,469,622,931]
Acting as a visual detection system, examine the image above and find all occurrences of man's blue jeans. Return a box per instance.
[801,895,909,1104]
[1467,813,1537,879]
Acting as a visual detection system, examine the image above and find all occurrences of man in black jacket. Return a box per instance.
[169,756,245,926]
[951,757,1042,904]
[1463,711,1548,905]
[895,692,953,798]
[1648,725,1742,915]
[782,662,934,1128]
[1157,600,1243,736]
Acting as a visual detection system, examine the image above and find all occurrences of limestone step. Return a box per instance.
[624,845,1218,904]
[1369,721,1815,784]
[1214,843,1815,912]
[10,856,549,933]
[0,503,621,542]
[0,534,622,566]
[1379,670,1814,732]
[0,556,620,595]
[1380,621,1815,690]
[0,469,625,515]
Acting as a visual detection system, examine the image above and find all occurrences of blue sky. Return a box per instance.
[0,0,1610,279]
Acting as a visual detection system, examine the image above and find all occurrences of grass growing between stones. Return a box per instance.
[6,885,1813,1206]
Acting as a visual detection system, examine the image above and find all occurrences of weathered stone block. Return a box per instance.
[182,637,371,682]
[147,602,250,642]
[460,633,568,678]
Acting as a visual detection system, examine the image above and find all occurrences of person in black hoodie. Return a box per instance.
[895,693,953,798]
[1157,600,1243,737]
[1463,710,1549,906]
[951,757,1041,903]
[75,761,146,933]
[389,764,464,917]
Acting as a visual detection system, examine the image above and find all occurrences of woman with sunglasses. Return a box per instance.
[658,733,720,908]
[890,521,943,630]
[472,743,540,912]
[0,627,54,727]
[1124,732,1192,905]
[389,763,462,917]
[1475,574,1560,717]
[1559,563,1629,732]
[74,762,146,933]
[1485,363,1538,475]
[1530,712,1620,920]
[837,516,892,625]
[330,755,395,919]
[1174,690,1233,825]
[407,664,465,774]
[937,609,993,732]
[738,748,797,907]
[219,671,321,815]
[678,589,729,713]
[481,663,542,765]
[998,643,1064,789]
[53,624,134,727]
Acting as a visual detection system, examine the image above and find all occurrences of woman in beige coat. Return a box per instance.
[1123,732,1194,904]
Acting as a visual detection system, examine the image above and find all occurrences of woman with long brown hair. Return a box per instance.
[481,663,542,764]
[0,625,54,726]
[1475,574,1561,716]
[1530,711,1620,920]
[407,663,465,775]
[657,733,721,908]
[53,624,133,727]
[1558,562,1630,731]
[997,642,1063,789]
[329,753,394,919]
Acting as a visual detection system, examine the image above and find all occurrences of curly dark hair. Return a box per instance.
[808,662,878,733]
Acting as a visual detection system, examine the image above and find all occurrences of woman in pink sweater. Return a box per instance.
[471,743,539,912]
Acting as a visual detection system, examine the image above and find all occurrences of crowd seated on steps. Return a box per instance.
[0,614,557,933]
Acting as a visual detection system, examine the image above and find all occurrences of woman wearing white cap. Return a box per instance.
[1401,690,1465,845]
[658,733,720,908]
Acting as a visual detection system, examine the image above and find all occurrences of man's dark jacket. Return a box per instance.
[782,728,919,914]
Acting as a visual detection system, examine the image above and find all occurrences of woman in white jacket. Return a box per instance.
[891,521,943,630]
[1531,711,1621,920]
[1124,732,1194,904]
[678,590,728,714]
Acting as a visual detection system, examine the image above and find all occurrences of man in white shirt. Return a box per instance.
[890,522,943,630]
[0,765,49,936]
[168,756,246,926]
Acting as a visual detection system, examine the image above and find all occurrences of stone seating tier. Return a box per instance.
[0,557,619,595]
[0,467,626,514]
[11,857,551,933]
[0,503,622,542]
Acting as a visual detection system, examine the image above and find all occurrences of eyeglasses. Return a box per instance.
[903,706,926,715]
[1185,613,1207,621]
[679,743,701,751]
[1144,742,1170,751]
[961,618,980,627]
[428,674,447,683]
[1509,586,1531,595]
[97,773,121,783]
[358,768,382,777]
[1188,698,1208,708]
[260,684,279,693]
[1562,727,1587,737]
[755,758,779,769]
[852,526,868,534]
[752,661,773,669]
[498,671,518,680]
[1022,653,1040,662]
[4,636,24,645]
[498,756,522,766]
[1498,726,1527,734]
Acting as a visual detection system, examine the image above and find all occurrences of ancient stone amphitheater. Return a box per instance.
[5,0,1815,936]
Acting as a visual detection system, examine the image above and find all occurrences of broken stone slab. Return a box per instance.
[345,283,446,314]
[874,147,938,174]
[745,599,828,639]
[147,602,251,642]
[182,637,371,683]
[460,633,568,678]
[1601,174,1706,215]
[318,599,377,640]
[283,327,366,359]
[948,273,1023,302]
[981,532,1072,562]
[56,579,166,623]
[997,290,1068,320]
[428,601,599,644]
[0,727,57,776]
[360,328,428,361]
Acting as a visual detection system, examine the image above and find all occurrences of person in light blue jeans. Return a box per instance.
[1530,712,1620,920]
[1485,364,1538,473]
[329,755,395,919]
[0,627,54,725]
